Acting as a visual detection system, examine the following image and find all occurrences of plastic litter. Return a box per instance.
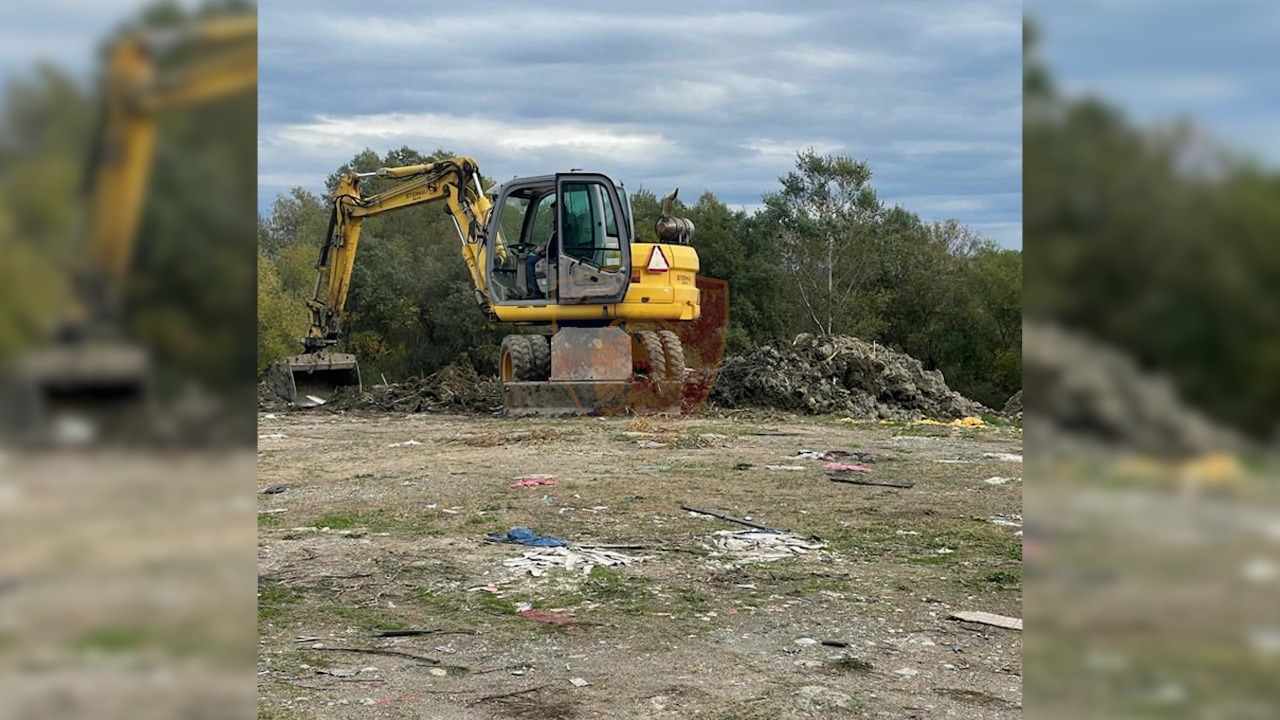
[823,462,871,473]
[510,475,559,489]
[485,527,567,547]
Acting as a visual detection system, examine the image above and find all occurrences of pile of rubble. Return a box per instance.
[710,333,986,420]
[1024,322,1244,457]
[328,357,501,413]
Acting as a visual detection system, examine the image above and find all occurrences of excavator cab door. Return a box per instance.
[554,174,630,304]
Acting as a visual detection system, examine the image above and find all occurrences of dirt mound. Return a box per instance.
[710,333,986,420]
[1002,390,1022,420]
[1024,322,1244,457]
[325,356,501,413]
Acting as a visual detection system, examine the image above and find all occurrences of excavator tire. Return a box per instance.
[632,331,666,380]
[657,330,686,382]
[527,334,551,381]
[500,335,537,382]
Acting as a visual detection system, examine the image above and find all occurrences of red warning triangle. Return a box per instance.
[647,246,669,272]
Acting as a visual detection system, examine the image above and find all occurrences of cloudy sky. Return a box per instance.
[259,0,1024,248]
[1030,0,1280,165]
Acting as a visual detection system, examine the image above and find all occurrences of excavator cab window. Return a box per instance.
[554,177,629,303]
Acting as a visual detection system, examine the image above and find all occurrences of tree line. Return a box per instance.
[258,147,1022,409]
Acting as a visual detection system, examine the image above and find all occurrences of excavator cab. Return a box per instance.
[487,173,632,306]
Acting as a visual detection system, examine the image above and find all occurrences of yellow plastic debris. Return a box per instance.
[1178,453,1243,486]
[949,416,985,428]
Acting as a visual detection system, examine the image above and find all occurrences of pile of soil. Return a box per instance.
[710,333,986,420]
[326,357,501,413]
[1002,390,1023,420]
[1024,322,1243,457]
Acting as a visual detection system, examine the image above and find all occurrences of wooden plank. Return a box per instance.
[950,611,1022,631]
[826,475,914,489]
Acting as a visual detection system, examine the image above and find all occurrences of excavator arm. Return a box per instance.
[269,157,497,406]
[302,156,494,350]
[83,14,256,326]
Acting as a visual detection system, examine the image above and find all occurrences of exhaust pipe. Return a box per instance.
[267,351,361,408]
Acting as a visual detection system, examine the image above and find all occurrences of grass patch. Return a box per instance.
[984,569,1022,587]
[258,512,283,528]
[580,567,653,615]
[828,656,874,673]
[327,604,413,632]
[258,580,303,623]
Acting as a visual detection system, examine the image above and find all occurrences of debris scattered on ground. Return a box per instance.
[823,462,871,473]
[258,508,287,515]
[387,439,422,447]
[486,527,567,547]
[711,333,986,419]
[510,475,559,489]
[983,452,1022,462]
[987,514,1023,530]
[912,415,985,428]
[569,677,590,688]
[984,476,1016,485]
[262,484,287,494]
[503,546,647,576]
[705,530,827,562]
[794,637,819,646]
[325,356,501,413]
[637,440,667,449]
[733,462,753,470]
[950,610,1022,631]
[821,639,849,648]
[766,465,806,471]
[681,505,786,533]
[827,475,913,489]
[259,432,287,440]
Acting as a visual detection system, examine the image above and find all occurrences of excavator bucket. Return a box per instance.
[267,351,361,408]
[1,341,152,445]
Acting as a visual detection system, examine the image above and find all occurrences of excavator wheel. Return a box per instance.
[631,331,666,380]
[527,334,551,381]
[500,335,538,382]
[656,331,686,383]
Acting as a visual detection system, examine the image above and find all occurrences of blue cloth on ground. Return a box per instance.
[486,526,567,547]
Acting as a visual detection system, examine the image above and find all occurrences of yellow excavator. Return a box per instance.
[267,157,701,414]
[3,15,255,443]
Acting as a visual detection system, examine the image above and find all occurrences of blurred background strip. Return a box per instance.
[1024,2,1280,717]
[0,2,257,718]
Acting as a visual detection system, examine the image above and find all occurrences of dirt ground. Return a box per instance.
[257,410,1023,719]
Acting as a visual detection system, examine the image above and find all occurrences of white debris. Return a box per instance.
[569,677,589,687]
[263,413,277,419]
[983,452,1022,462]
[988,514,1023,529]
[765,465,806,471]
[984,476,1017,485]
[794,637,819,646]
[936,459,973,464]
[894,667,919,677]
[503,546,648,577]
[705,530,827,563]
[388,440,422,447]
[895,530,920,536]
[1240,558,1277,585]
[258,433,288,440]
[934,547,954,555]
